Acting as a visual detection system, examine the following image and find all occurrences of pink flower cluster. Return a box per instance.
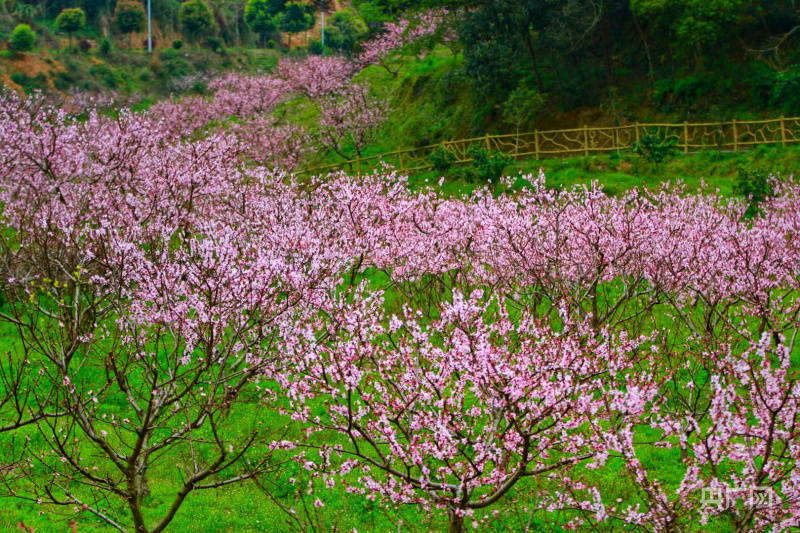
[3,84,800,531]
[357,9,447,69]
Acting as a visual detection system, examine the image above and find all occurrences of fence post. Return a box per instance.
[683,121,689,154]
[485,133,491,150]
[781,116,787,147]
[583,125,589,157]
[356,155,362,174]
[534,130,540,160]
[635,122,641,145]
[732,119,738,151]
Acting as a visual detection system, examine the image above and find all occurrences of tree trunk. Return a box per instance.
[601,12,614,85]
[448,511,464,533]
[522,32,544,91]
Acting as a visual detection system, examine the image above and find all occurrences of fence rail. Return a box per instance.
[299,116,800,176]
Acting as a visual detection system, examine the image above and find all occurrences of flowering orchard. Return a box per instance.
[1,14,800,533]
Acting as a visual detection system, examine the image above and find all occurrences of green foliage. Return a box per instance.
[632,130,679,164]
[501,81,544,130]
[467,145,512,182]
[90,63,125,89]
[771,65,800,116]
[98,36,112,55]
[734,167,773,217]
[324,10,369,53]
[244,0,282,43]
[631,0,760,59]
[309,38,324,54]
[55,7,86,34]
[654,75,716,112]
[114,0,146,36]
[178,0,216,43]
[280,2,314,40]
[206,35,224,53]
[55,7,86,46]
[10,72,47,93]
[9,23,36,53]
[172,38,183,49]
[428,145,456,173]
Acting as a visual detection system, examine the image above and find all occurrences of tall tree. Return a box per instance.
[244,0,282,45]
[114,0,146,49]
[178,0,216,43]
[280,1,314,47]
[55,7,86,49]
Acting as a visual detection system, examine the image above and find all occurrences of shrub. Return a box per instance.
[632,130,678,164]
[206,36,224,53]
[325,9,368,53]
[309,39,323,55]
[98,37,112,56]
[53,70,77,91]
[90,64,123,89]
[734,167,773,218]
[771,65,800,116]
[428,145,457,173]
[172,39,183,49]
[467,146,512,182]
[502,81,545,132]
[9,24,36,53]
[10,72,47,93]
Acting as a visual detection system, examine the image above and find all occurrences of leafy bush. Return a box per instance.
[734,167,773,218]
[653,75,716,113]
[632,130,678,164]
[325,9,369,53]
[99,37,112,56]
[10,72,47,93]
[771,65,800,116]
[206,36,224,53]
[9,24,36,53]
[309,39,323,55]
[428,146,457,173]
[172,39,183,49]
[467,146,512,182]
[502,81,545,131]
[90,64,124,90]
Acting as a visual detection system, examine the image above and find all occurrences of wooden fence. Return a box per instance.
[299,116,800,176]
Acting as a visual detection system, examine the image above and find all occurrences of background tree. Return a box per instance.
[631,0,762,67]
[8,22,36,53]
[114,0,146,49]
[280,1,313,48]
[244,0,284,45]
[310,0,334,46]
[55,7,85,49]
[325,9,369,53]
[178,0,216,44]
